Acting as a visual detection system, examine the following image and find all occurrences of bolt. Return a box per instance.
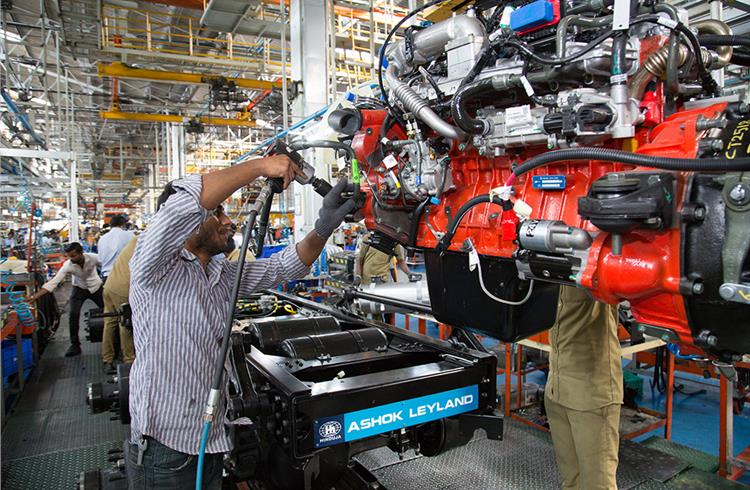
[719,284,736,300]
[729,184,748,205]
[692,281,704,295]
[711,139,724,152]
[458,143,467,151]
[706,335,718,347]
[695,116,727,131]
[694,206,706,221]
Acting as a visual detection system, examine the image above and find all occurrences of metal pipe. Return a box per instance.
[555,15,613,59]
[385,65,465,140]
[353,281,432,314]
[693,19,733,68]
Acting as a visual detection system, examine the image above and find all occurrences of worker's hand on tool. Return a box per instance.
[257,154,303,189]
[314,179,357,238]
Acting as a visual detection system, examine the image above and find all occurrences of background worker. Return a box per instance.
[26,242,104,357]
[545,286,623,490]
[354,231,413,285]
[126,155,355,489]
[101,235,137,373]
[97,214,134,281]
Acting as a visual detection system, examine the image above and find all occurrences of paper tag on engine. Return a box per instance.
[505,105,533,130]
[383,154,399,169]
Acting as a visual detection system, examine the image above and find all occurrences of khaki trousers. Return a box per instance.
[101,288,135,363]
[545,394,620,490]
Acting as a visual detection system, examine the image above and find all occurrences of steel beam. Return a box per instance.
[100,110,257,127]
[0,148,76,159]
[98,61,282,89]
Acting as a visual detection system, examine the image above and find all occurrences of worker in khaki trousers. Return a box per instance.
[545,286,623,490]
[101,236,137,370]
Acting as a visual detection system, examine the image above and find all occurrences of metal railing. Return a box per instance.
[100,3,284,67]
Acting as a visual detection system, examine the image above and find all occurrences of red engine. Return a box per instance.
[323,7,750,360]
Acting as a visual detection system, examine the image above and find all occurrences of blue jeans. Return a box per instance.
[126,437,223,490]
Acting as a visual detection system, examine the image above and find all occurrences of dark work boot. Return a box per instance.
[65,344,82,357]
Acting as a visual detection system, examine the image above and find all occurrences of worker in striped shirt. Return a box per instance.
[126,155,356,489]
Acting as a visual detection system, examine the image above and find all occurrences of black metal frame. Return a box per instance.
[226,290,502,489]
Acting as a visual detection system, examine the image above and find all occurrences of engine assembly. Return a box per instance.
[327,0,750,360]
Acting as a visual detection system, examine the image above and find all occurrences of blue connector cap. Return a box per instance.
[344,92,356,102]
[509,0,555,32]
[429,197,441,206]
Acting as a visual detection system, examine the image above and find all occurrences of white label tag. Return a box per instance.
[505,105,533,130]
[519,76,534,97]
[383,154,398,169]
[657,17,678,30]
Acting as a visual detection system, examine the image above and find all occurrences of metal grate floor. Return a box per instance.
[355,420,688,490]
[2,296,128,490]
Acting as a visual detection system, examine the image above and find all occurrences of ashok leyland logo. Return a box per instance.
[315,418,344,446]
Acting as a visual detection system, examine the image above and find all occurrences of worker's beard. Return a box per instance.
[222,234,236,254]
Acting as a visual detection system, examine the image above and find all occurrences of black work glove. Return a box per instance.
[314,179,357,239]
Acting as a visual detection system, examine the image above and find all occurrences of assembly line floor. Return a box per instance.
[2,298,749,489]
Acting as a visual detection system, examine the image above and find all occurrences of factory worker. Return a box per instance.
[126,155,356,489]
[545,286,623,490]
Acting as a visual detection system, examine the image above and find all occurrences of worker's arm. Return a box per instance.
[131,155,298,287]
[236,179,356,296]
[396,259,411,276]
[27,261,69,301]
[201,155,300,209]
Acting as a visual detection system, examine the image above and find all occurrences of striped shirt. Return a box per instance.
[128,175,309,455]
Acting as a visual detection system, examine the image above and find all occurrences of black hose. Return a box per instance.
[437,195,510,251]
[699,34,750,49]
[459,41,498,88]
[731,50,750,67]
[567,0,614,15]
[512,148,750,179]
[289,140,355,162]
[612,32,627,76]
[451,77,495,134]
[674,23,719,96]
[377,0,454,115]
[255,193,274,258]
[504,28,617,66]
[419,66,444,99]
[407,198,431,251]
